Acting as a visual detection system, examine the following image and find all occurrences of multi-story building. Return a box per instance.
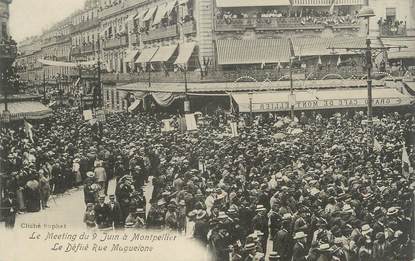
[14,36,43,82]
[0,0,17,75]
[14,0,415,113]
[71,0,101,63]
[40,17,74,79]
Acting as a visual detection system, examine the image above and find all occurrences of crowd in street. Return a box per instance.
[1,107,414,261]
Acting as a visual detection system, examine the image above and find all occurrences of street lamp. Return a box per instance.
[358,7,376,147]
[248,91,253,125]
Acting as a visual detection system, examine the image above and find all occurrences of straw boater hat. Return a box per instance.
[86,171,95,178]
[318,243,332,252]
[157,198,166,206]
[293,231,307,240]
[196,210,207,220]
[244,243,256,251]
[386,207,399,216]
[269,251,280,259]
[361,224,373,235]
[256,205,266,212]
[135,208,145,214]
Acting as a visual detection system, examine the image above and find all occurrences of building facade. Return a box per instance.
[14,0,415,113]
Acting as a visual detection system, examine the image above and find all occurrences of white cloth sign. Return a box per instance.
[230,122,238,137]
[83,110,93,121]
[185,113,198,131]
[161,119,174,132]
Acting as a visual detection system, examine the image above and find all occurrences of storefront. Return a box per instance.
[231,87,414,112]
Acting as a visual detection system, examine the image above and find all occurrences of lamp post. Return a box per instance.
[358,6,376,147]
[248,91,253,125]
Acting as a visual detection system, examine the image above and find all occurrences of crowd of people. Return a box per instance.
[1,107,414,261]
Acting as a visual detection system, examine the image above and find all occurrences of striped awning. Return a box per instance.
[292,0,332,6]
[292,37,369,56]
[125,49,140,62]
[382,37,415,60]
[166,0,178,14]
[174,42,196,64]
[216,0,290,7]
[0,101,53,121]
[143,6,158,22]
[216,39,291,65]
[153,3,168,25]
[135,47,159,63]
[151,45,178,62]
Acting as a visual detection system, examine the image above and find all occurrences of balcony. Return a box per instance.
[100,0,146,19]
[182,21,197,35]
[103,35,128,50]
[379,22,407,37]
[215,16,360,32]
[42,35,71,48]
[71,19,100,34]
[141,24,178,42]
[82,43,95,53]
[99,66,364,84]
[0,43,17,59]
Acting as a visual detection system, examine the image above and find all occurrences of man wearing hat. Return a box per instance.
[268,251,281,261]
[194,210,209,245]
[94,195,111,229]
[2,192,17,229]
[242,243,256,261]
[108,195,123,229]
[292,231,307,261]
[274,218,293,261]
[252,205,268,255]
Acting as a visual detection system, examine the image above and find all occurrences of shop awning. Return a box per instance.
[231,88,414,112]
[138,9,149,21]
[152,3,168,25]
[216,39,290,65]
[135,47,159,63]
[382,37,415,60]
[0,101,53,121]
[125,49,140,62]
[335,0,364,5]
[292,0,332,6]
[216,0,290,7]
[292,37,369,57]
[174,42,196,65]
[166,0,178,14]
[143,6,158,22]
[151,44,178,62]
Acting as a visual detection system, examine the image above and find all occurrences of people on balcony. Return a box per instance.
[378,18,406,36]
[216,7,358,26]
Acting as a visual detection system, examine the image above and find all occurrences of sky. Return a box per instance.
[9,0,86,42]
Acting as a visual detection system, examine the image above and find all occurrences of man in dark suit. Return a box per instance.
[274,219,293,260]
[2,192,17,229]
[292,231,308,261]
[108,195,123,229]
[94,195,111,229]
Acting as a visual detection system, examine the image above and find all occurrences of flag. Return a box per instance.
[329,0,335,15]
[402,144,412,178]
[373,138,382,152]
[230,121,238,137]
[337,56,342,67]
[24,120,34,143]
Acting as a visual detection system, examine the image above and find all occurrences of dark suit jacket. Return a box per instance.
[95,203,111,227]
[292,242,307,261]
[2,198,17,217]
